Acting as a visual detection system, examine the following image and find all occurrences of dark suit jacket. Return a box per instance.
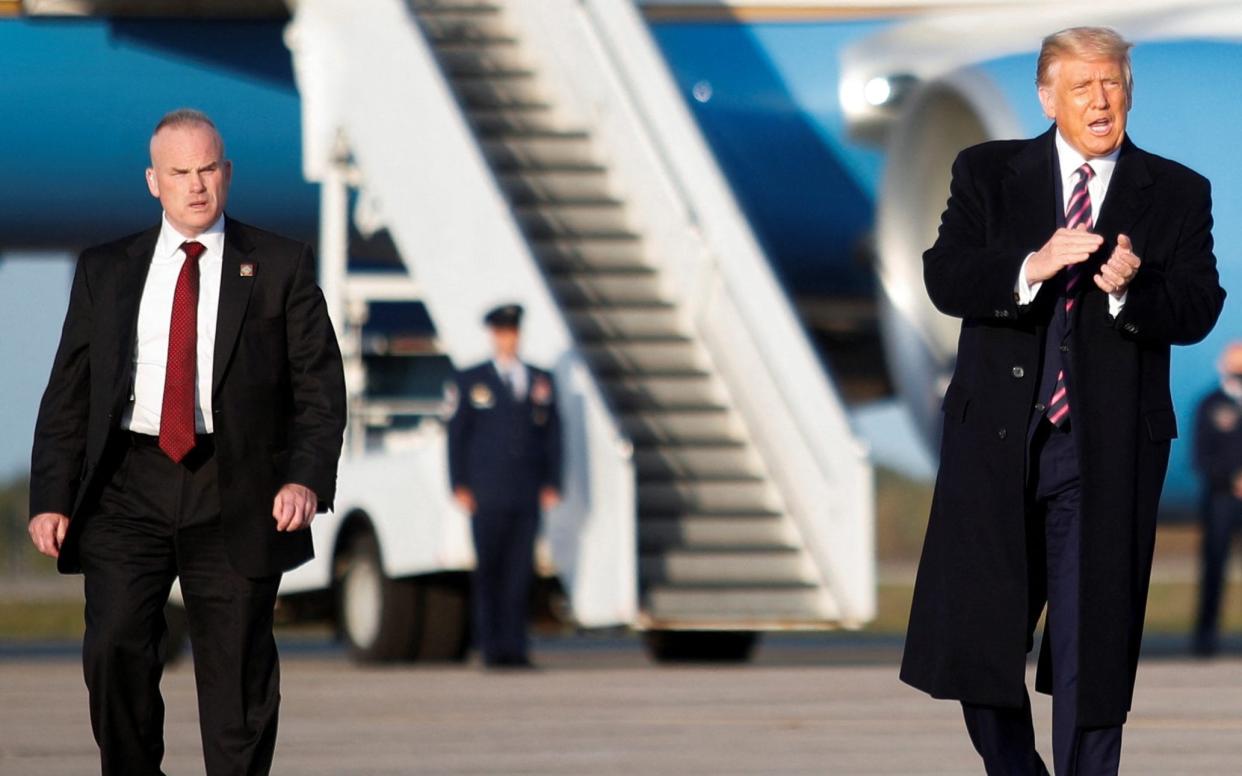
[900,127,1225,727]
[30,217,347,577]
[447,361,562,511]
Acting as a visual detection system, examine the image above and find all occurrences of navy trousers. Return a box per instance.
[470,503,540,664]
[962,421,1123,775]
[1194,491,1242,654]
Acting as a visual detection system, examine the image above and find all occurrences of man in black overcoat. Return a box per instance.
[900,28,1225,774]
[28,109,346,775]
[447,304,562,668]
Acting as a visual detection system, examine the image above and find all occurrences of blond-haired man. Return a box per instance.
[901,28,1224,774]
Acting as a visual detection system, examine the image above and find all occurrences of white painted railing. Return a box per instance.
[509,0,875,622]
[285,0,637,627]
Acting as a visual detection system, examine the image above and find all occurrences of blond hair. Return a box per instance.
[1037,27,1134,104]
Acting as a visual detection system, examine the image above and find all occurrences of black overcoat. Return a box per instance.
[30,218,347,578]
[900,128,1225,727]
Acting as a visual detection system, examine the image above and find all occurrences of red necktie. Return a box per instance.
[159,241,205,462]
[1046,163,1095,428]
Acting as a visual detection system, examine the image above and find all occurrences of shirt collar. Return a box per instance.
[154,212,226,263]
[1054,130,1121,192]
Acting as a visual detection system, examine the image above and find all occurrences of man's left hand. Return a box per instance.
[540,486,561,511]
[273,483,318,532]
[1094,233,1141,297]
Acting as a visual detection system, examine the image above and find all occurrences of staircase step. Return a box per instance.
[549,268,667,306]
[638,478,778,513]
[481,132,599,169]
[634,443,764,478]
[641,548,812,585]
[602,374,727,409]
[415,5,512,42]
[645,584,827,622]
[433,38,528,76]
[581,339,708,376]
[453,74,548,109]
[494,166,611,202]
[411,0,502,9]
[564,305,686,340]
[640,513,795,549]
[515,202,632,238]
[532,235,650,270]
[467,106,583,135]
[500,168,616,204]
[622,408,745,446]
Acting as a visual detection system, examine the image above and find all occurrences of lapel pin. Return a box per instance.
[239,263,255,278]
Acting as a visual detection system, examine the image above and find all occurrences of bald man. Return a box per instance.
[29,109,346,775]
[1192,342,1242,656]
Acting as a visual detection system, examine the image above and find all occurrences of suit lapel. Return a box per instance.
[1003,127,1059,260]
[1093,138,1153,246]
[213,218,257,398]
[113,226,160,402]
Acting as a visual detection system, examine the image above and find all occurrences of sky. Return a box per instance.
[0,255,74,481]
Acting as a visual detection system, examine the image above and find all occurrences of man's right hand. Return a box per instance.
[1025,224,1105,286]
[453,486,477,515]
[28,513,70,559]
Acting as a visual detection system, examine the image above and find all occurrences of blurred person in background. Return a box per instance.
[27,109,346,776]
[900,27,1224,775]
[447,304,562,669]
[1191,341,1242,657]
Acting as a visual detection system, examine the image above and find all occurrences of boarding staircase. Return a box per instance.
[413,0,846,628]
[288,0,874,636]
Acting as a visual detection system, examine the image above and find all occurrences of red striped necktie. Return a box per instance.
[1046,163,1095,429]
[159,240,205,462]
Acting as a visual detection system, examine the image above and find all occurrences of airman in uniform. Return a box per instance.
[1192,341,1242,656]
[447,304,562,668]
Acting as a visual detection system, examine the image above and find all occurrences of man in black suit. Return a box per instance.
[1191,342,1242,656]
[900,28,1224,774]
[28,109,346,775]
[447,304,562,668]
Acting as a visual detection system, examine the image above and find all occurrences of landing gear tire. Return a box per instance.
[336,532,470,663]
[642,630,759,663]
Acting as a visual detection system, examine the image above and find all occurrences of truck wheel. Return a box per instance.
[407,574,471,662]
[642,630,759,663]
[336,532,470,662]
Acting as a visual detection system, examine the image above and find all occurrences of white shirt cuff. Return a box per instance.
[1109,292,1127,317]
[1016,252,1042,305]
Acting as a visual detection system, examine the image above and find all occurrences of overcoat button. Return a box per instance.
[997,428,1008,440]
[1011,366,1025,378]
[1124,323,1138,333]
[1035,403,1047,412]
[1059,344,1070,353]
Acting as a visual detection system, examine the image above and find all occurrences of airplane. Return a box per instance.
[3,0,1237,660]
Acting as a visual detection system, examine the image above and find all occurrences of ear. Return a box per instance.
[1037,85,1056,121]
[145,167,160,199]
[222,159,233,186]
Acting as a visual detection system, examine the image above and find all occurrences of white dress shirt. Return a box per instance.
[1016,130,1126,315]
[493,357,528,401]
[122,213,225,435]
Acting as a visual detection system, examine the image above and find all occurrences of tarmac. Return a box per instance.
[2,634,1241,775]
